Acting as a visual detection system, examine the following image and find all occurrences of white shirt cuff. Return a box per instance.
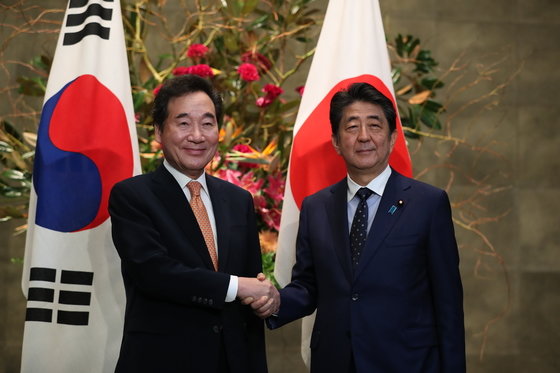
[225,275,238,302]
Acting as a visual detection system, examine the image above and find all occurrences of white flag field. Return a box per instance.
[274,0,412,365]
[21,0,140,371]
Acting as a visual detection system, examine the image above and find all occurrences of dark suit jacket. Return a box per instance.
[109,164,267,373]
[269,170,465,373]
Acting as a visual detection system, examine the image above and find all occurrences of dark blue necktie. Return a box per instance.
[350,188,374,267]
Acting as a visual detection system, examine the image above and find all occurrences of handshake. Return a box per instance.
[237,273,280,319]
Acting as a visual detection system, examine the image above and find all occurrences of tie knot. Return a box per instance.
[187,181,202,197]
[356,188,373,201]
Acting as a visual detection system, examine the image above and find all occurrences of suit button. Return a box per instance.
[212,325,221,334]
[351,293,359,301]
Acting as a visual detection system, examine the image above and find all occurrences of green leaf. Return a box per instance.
[423,100,444,113]
[392,67,402,85]
[420,77,444,90]
[223,32,240,53]
[133,91,146,112]
[1,189,23,198]
[420,109,442,130]
[0,141,14,153]
[277,99,301,113]
[414,50,437,73]
[241,0,259,14]
[2,169,26,180]
[2,121,24,142]
[400,115,421,139]
[250,14,270,29]
[17,76,46,97]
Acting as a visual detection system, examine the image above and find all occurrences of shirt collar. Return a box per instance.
[163,159,209,194]
[346,165,392,202]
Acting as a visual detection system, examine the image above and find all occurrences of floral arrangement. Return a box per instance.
[120,1,324,284]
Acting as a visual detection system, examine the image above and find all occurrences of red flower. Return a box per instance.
[253,195,267,210]
[172,66,190,75]
[295,85,305,96]
[262,84,284,99]
[260,207,282,231]
[239,172,264,195]
[264,173,285,203]
[232,144,259,168]
[237,63,260,81]
[215,169,242,185]
[173,64,214,78]
[256,84,284,107]
[255,96,274,108]
[233,144,253,153]
[186,44,209,58]
[153,84,162,96]
[241,52,273,73]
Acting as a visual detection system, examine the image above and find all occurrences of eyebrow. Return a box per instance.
[346,114,382,122]
[174,112,216,120]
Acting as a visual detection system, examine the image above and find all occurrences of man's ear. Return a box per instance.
[154,124,162,143]
[389,130,397,152]
[331,134,341,155]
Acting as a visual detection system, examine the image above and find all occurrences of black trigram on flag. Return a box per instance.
[25,267,93,326]
[63,0,114,46]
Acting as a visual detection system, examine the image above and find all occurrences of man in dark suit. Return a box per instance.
[262,82,465,372]
[109,75,279,373]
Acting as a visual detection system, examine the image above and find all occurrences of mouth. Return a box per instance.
[356,148,375,154]
[183,148,206,155]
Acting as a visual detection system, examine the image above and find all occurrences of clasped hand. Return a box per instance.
[237,273,280,319]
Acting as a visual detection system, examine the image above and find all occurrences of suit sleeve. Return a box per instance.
[268,197,318,329]
[109,180,230,309]
[428,190,466,372]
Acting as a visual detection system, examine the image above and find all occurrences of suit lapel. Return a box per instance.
[354,170,411,280]
[327,179,353,282]
[151,165,215,270]
[206,174,230,272]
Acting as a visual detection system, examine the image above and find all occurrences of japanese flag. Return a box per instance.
[274,0,412,365]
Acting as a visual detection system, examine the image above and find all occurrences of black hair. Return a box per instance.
[152,74,223,129]
[329,82,396,136]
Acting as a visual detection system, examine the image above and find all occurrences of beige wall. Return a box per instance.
[2,0,559,372]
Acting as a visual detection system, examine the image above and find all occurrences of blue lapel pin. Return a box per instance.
[388,200,404,215]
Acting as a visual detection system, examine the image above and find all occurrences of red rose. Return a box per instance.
[172,66,190,76]
[237,63,260,81]
[173,64,214,78]
[256,84,284,107]
[153,83,162,96]
[241,52,273,72]
[255,96,274,108]
[186,44,209,58]
[262,84,284,99]
[295,85,305,96]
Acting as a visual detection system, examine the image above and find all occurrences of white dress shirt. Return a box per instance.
[346,165,392,234]
[163,160,238,302]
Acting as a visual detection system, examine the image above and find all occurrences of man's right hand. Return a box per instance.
[237,273,280,318]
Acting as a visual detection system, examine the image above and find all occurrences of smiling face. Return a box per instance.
[155,91,219,179]
[332,100,397,185]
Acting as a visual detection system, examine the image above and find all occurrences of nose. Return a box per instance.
[187,124,204,143]
[357,124,369,141]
